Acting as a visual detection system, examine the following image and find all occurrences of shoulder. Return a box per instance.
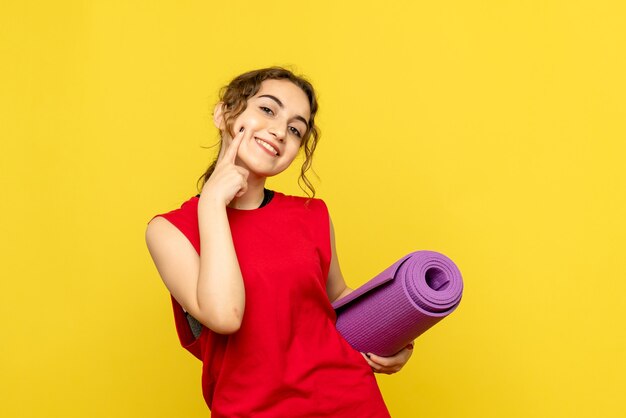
[147,195,199,227]
[145,216,184,247]
[146,195,201,251]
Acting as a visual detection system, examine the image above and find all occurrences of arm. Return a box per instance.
[145,128,253,335]
[145,207,244,335]
[325,216,353,303]
[325,213,414,374]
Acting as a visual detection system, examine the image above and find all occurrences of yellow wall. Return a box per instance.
[2,1,624,417]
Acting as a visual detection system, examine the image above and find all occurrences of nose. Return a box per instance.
[268,123,286,142]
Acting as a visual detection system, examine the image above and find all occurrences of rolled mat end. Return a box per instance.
[332,250,463,357]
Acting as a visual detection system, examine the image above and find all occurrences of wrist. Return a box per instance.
[198,192,227,211]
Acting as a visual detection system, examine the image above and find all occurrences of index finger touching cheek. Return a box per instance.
[222,127,245,163]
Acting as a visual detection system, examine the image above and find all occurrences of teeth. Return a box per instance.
[255,138,278,155]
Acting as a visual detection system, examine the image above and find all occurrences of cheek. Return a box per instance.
[237,113,262,132]
[285,143,301,161]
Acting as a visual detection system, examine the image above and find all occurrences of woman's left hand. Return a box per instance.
[360,341,415,374]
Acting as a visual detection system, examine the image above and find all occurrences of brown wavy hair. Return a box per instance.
[196,67,321,197]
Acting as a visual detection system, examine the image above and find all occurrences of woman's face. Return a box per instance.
[219,79,311,178]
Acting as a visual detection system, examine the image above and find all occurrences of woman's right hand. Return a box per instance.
[201,127,252,207]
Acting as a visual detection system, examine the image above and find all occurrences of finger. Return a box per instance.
[217,128,241,162]
[235,166,249,179]
[226,126,248,164]
[361,353,381,371]
[235,180,248,197]
[366,353,392,367]
[219,127,244,164]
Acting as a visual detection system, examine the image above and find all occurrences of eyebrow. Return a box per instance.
[258,94,310,128]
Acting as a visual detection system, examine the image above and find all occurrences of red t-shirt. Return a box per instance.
[150,192,391,417]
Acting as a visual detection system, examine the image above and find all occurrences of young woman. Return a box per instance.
[146,67,414,417]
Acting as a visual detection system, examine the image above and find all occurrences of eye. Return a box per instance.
[289,126,302,138]
[259,106,274,115]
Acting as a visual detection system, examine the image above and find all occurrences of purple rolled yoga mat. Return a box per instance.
[332,251,463,357]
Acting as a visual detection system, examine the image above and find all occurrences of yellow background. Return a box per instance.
[1,1,624,417]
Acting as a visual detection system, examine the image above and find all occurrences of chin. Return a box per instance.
[241,156,293,178]
[251,166,289,178]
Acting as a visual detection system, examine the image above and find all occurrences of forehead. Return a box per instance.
[254,79,311,120]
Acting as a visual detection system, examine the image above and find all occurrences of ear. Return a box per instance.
[213,102,226,130]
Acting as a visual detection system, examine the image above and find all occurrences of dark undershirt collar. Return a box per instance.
[195,188,274,209]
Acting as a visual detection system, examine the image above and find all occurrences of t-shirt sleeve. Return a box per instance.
[169,295,204,360]
[148,197,201,254]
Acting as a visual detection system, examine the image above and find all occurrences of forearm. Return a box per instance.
[196,199,245,333]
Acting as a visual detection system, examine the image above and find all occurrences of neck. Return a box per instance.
[227,175,267,210]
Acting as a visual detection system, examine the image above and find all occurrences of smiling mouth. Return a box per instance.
[254,138,279,156]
